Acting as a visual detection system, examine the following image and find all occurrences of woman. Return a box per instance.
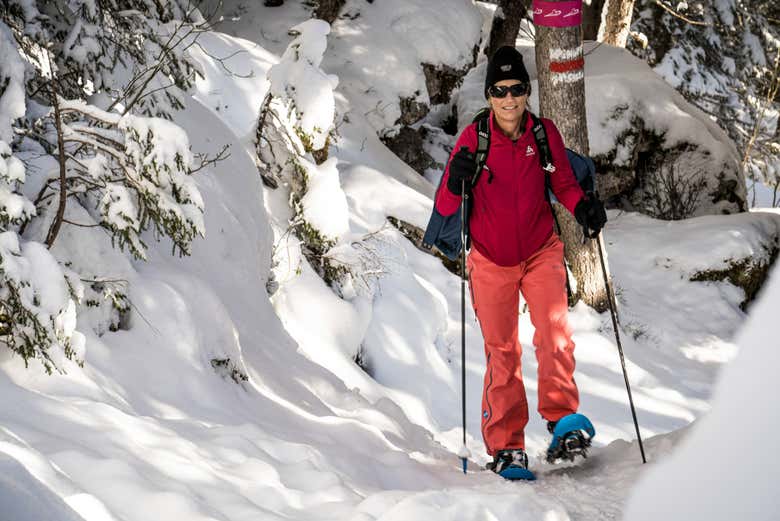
[435,46,606,477]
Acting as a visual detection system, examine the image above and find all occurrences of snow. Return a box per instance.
[0,140,34,224]
[120,115,194,173]
[743,27,766,67]
[267,19,338,151]
[19,240,72,317]
[609,210,780,277]
[0,184,35,223]
[0,1,777,520]
[57,98,205,259]
[714,0,736,26]
[624,253,780,521]
[0,230,83,369]
[300,157,350,240]
[750,179,780,208]
[722,56,736,75]
[205,0,313,57]
[323,0,482,131]
[188,31,277,140]
[271,242,368,375]
[0,452,88,521]
[0,22,26,144]
[59,99,122,125]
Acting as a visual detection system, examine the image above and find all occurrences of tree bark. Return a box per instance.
[485,0,529,58]
[535,6,609,311]
[45,67,68,249]
[598,0,635,47]
[582,0,605,41]
[315,0,346,24]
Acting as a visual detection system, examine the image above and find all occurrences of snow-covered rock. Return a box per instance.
[324,0,482,131]
[268,19,339,152]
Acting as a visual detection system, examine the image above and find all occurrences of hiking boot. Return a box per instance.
[545,414,594,463]
[486,449,530,474]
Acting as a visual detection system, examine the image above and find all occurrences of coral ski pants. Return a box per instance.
[467,233,579,455]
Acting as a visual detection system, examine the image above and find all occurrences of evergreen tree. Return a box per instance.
[0,0,213,371]
[628,0,780,205]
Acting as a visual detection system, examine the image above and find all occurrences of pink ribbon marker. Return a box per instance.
[533,0,583,27]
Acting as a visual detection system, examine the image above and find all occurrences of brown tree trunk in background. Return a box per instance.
[582,0,605,41]
[315,0,346,24]
[598,0,635,47]
[485,0,529,58]
[44,55,68,250]
[535,6,609,311]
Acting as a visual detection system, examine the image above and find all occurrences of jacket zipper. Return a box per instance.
[513,139,523,259]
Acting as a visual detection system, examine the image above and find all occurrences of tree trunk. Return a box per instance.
[598,0,635,47]
[535,7,609,311]
[582,0,604,41]
[485,0,529,58]
[45,64,68,250]
[315,0,346,24]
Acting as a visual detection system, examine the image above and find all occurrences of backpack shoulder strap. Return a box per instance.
[528,112,556,204]
[529,113,555,174]
[474,111,491,183]
[460,109,492,251]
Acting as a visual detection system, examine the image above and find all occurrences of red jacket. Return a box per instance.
[435,112,584,266]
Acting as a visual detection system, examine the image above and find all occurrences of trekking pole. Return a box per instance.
[591,229,647,464]
[458,176,471,474]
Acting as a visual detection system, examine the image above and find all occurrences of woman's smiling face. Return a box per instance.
[488,79,529,133]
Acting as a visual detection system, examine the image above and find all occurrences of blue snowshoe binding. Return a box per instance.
[487,449,536,481]
[546,413,595,463]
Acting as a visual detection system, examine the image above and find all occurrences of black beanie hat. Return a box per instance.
[484,46,530,98]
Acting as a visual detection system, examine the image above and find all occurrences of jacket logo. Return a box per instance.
[563,8,580,17]
[500,64,512,72]
[544,9,562,17]
[526,145,535,156]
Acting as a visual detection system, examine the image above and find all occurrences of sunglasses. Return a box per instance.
[488,83,530,98]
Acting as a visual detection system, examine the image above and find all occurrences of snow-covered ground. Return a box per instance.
[1,2,779,521]
[624,250,780,518]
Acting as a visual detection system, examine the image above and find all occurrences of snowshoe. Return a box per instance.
[486,449,536,481]
[545,413,595,463]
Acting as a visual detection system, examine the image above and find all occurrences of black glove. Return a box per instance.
[574,195,607,239]
[446,147,477,196]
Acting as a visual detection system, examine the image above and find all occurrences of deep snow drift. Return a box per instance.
[625,258,780,521]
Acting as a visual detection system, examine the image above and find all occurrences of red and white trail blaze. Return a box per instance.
[549,47,585,85]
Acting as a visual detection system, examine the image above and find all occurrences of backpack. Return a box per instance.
[422,109,596,261]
